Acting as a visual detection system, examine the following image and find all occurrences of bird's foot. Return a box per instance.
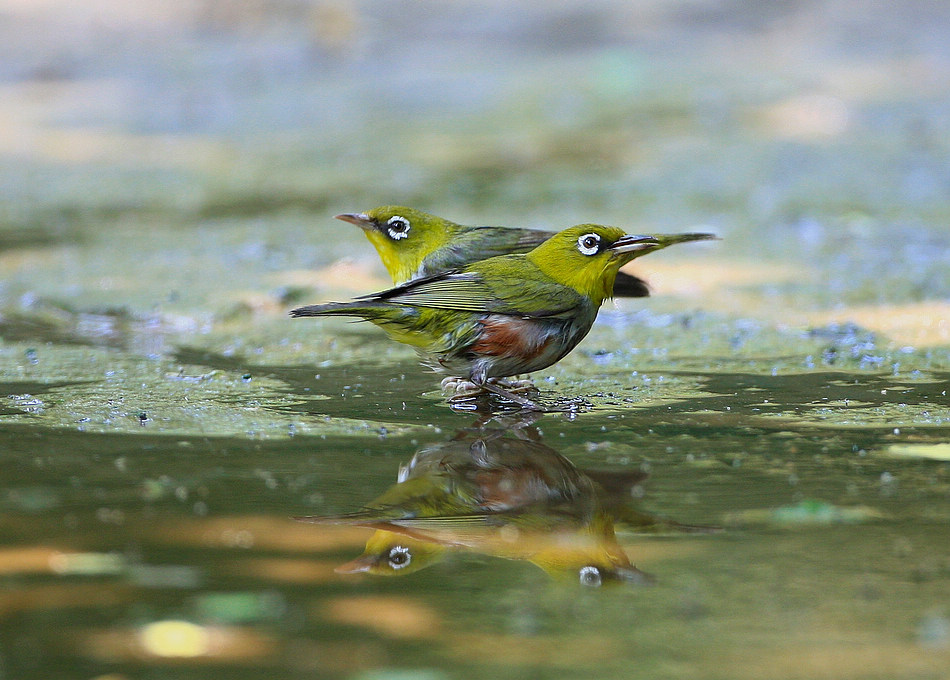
[492,377,536,393]
[443,376,547,412]
[440,376,485,398]
[442,376,538,400]
[477,380,545,411]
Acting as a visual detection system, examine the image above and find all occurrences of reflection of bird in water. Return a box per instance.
[297,428,717,586]
[334,529,447,577]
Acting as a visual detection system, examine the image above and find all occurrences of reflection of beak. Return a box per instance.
[334,554,376,574]
[334,212,374,231]
[616,564,655,586]
[608,234,660,256]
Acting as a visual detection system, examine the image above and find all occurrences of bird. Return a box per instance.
[336,206,714,298]
[291,223,713,408]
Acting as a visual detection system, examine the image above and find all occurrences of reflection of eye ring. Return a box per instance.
[387,216,411,240]
[577,233,600,255]
[579,565,602,587]
[387,545,412,569]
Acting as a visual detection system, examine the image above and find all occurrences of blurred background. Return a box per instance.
[1,1,949,679]
[2,0,950,303]
[3,0,950,300]
[2,0,949,340]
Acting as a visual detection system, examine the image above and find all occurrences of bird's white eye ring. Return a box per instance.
[387,545,412,569]
[387,216,411,240]
[579,565,602,587]
[577,233,600,255]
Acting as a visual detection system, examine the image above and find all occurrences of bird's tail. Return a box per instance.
[645,232,719,253]
[646,232,718,252]
[290,301,398,320]
[291,300,447,350]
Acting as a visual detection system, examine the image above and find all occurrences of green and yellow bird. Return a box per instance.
[336,206,714,297]
[292,223,712,405]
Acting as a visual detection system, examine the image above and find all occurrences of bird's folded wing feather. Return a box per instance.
[467,226,552,252]
[388,511,573,532]
[358,266,585,318]
[367,273,496,312]
[445,226,551,260]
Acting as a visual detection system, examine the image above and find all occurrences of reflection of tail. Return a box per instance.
[613,506,723,535]
[581,468,722,535]
[583,468,649,494]
[294,511,382,524]
[612,272,650,298]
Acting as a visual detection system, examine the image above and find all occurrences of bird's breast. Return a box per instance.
[469,313,594,378]
[472,316,554,360]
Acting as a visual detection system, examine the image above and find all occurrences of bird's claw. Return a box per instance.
[441,377,484,398]
[441,376,538,399]
[493,377,536,394]
[441,376,547,412]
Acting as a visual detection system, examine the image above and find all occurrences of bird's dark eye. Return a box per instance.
[577,233,600,255]
[387,545,412,569]
[387,216,411,240]
[579,565,603,587]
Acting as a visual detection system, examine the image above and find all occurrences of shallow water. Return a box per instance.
[2,1,950,678]
[2,357,948,679]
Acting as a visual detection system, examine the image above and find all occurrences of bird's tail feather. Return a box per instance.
[290,301,394,319]
[648,232,718,250]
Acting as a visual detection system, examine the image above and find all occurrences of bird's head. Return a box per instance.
[535,556,655,588]
[334,529,447,576]
[336,206,460,283]
[527,224,659,305]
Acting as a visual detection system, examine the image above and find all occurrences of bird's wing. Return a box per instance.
[476,256,589,317]
[388,510,574,533]
[358,264,585,318]
[424,227,551,270]
[462,226,552,254]
[390,514,493,528]
[375,273,495,312]
[512,228,556,250]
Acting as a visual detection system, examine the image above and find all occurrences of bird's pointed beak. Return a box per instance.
[335,212,374,231]
[608,234,660,256]
[615,564,656,586]
[334,554,376,574]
